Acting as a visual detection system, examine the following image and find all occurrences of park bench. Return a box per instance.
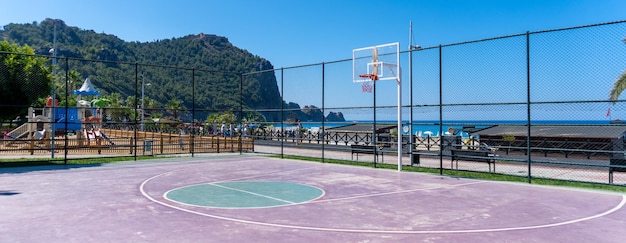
[350,144,384,161]
[609,159,626,184]
[409,151,440,166]
[451,149,496,173]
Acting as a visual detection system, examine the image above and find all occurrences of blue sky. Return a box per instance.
[2,0,626,121]
[2,0,623,67]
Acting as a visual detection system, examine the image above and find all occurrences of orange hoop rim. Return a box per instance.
[358,74,379,81]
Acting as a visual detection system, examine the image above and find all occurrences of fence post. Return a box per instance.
[526,31,532,184]
[188,134,192,153]
[97,138,101,155]
[29,137,34,155]
[160,132,163,154]
[217,136,220,153]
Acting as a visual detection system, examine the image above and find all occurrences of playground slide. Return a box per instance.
[99,131,115,145]
[83,129,115,145]
[5,123,29,140]
[3,132,45,149]
[33,129,45,140]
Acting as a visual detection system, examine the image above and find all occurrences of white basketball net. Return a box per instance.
[361,81,373,93]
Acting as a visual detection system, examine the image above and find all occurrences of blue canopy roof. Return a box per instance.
[73,77,101,95]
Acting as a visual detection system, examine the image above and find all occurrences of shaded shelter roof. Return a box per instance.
[327,123,397,133]
[473,125,626,139]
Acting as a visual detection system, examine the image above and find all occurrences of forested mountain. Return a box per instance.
[0,18,343,122]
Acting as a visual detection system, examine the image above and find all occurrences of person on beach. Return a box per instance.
[296,119,302,145]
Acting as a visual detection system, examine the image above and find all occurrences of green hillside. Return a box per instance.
[1,18,343,122]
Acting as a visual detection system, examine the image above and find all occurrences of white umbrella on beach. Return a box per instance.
[423,131,433,136]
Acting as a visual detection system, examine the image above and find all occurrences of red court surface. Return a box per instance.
[2,154,626,242]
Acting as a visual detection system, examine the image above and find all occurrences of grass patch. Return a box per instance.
[3,153,625,193]
[274,154,626,193]
[0,156,158,167]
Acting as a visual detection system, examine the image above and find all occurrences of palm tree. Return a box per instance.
[165,99,186,121]
[91,97,111,109]
[609,37,626,104]
[105,93,124,107]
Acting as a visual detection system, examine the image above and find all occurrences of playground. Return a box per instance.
[1,128,253,156]
[1,78,252,158]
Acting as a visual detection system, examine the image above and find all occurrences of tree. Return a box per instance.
[105,92,124,107]
[0,40,52,120]
[101,92,125,122]
[502,134,515,155]
[165,99,186,120]
[219,112,237,124]
[0,20,341,123]
[609,37,626,104]
[205,113,220,124]
[55,70,81,107]
[205,112,236,124]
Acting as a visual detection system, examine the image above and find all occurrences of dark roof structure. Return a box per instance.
[474,125,626,139]
[326,123,397,133]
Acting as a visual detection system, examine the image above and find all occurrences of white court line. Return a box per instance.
[306,181,486,204]
[163,181,326,210]
[213,166,321,183]
[161,164,326,209]
[209,182,296,204]
[140,160,626,234]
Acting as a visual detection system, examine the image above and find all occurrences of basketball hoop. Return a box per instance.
[359,74,376,93]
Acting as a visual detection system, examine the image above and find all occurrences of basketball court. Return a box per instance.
[2,154,625,242]
[2,42,625,242]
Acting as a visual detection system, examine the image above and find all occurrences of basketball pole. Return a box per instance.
[353,42,402,171]
[395,43,402,172]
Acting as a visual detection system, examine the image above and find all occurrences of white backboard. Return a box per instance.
[352,42,400,83]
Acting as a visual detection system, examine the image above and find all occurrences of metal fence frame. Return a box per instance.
[2,20,626,185]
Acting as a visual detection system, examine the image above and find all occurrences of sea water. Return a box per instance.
[271,120,614,137]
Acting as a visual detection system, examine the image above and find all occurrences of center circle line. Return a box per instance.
[140,165,626,234]
[209,183,296,204]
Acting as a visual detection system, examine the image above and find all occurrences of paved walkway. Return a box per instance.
[2,140,623,185]
[253,143,626,185]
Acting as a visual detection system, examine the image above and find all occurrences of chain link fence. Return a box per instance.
[2,20,626,185]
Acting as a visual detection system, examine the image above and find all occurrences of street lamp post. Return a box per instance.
[141,72,150,131]
[50,23,57,158]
